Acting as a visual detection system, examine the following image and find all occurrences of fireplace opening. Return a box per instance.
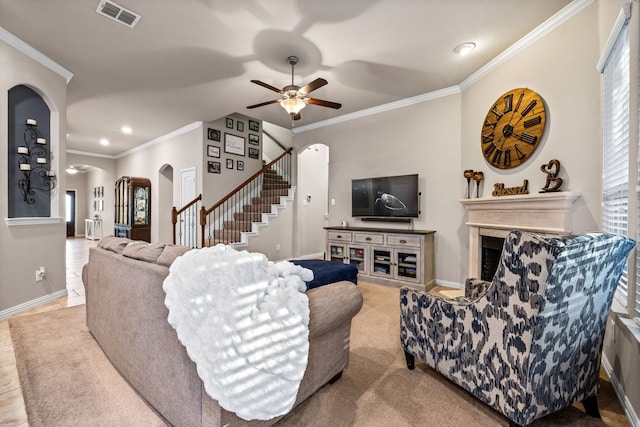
[481,236,504,281]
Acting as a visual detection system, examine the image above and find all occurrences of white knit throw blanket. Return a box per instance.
[162,245,312,421]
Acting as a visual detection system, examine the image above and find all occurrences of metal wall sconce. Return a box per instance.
[18,118,56,204]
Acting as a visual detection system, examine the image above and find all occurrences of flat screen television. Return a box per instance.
[351,174,419,218]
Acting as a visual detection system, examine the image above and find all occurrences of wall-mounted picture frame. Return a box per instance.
[226,118,233,129]
[99,186,104,197]
[224,133,246,156]
[207,128,221,141]
[236,121,244,132]
[207,145,220,158]
[93,187,97,198]
[248,120,259,132]
[98,199,104,211]
[248,147,260,159]
[208,161,221,174]
[237,160,244,171]
[248,133,259,145]
[226,158,234,169]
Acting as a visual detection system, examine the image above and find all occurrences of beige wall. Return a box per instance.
[0,39,67,313]
[294,93,464,284]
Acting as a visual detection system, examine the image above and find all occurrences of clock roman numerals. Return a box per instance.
[482,133,494,144]
[484,119,497,129]
[490,105,503,120]
[521,99,537,117]
[491,148,503,165]
[503,148,511,167]
[514,91,524,112]
[484,142,496,156]
[520,133,537,144]
[514,144,526,160]
[503,93,513,113]
[524,116,542,128]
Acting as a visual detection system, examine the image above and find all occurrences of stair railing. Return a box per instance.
[171,194,202,247]
[200,148,292,247]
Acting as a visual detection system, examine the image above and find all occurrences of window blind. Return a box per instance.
[602,24,630,307]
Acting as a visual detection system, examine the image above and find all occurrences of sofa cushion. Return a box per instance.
[158,245,191,267]
[123,241,166,263]
[98,236,131,254]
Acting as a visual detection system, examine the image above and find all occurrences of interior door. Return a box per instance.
[180,167,197,247]
[66,190,76,237]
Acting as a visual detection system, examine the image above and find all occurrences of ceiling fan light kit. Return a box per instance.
[247,55,341,121]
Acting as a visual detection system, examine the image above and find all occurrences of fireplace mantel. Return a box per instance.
[461,192,581,278]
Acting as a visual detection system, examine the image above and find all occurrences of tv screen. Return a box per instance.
[352,174,419,218]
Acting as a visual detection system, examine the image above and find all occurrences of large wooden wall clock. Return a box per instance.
[481,88,546,169]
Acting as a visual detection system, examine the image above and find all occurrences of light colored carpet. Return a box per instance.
[9,282,629,426]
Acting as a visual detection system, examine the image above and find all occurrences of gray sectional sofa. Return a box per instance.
[82,236,363,426]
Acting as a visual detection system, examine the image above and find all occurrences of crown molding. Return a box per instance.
[294,86,461,134]
[0,27,73,83]
[295,0,594,134]
[460,0,594,90]
[67,149,117,159]
[114,121,202,159]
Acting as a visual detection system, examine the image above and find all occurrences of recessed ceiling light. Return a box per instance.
[121,125,132,134]
[66,166,78,174]
[454,42,476,56]
[100,138,109,146]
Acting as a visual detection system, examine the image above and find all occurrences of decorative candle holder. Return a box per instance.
[473,171,484,198]
[18,119,55,204]
[463,169,474,198]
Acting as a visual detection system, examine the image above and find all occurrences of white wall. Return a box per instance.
[0,37,67,313]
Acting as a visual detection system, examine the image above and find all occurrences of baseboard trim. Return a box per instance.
[0,289,68,320]
[602,355,640,427]
[434,279,464,290]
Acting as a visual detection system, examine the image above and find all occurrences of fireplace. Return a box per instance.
[461,192,580,278]
[481,236,504,281]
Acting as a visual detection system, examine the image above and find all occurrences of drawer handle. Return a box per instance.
[337,235,342,238]
[365,237,371,241]
[400,239,407,244]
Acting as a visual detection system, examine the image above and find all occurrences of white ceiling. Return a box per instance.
[0,0,573,157]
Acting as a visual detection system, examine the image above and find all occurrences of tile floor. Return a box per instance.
[0,236,93,426]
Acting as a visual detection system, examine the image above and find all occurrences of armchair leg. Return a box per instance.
[404,351,415,370]
[582,395,601,418]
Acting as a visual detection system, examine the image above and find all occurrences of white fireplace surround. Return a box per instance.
[461,192,581,278]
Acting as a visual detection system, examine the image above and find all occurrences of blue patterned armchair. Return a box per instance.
[400,230,634,426]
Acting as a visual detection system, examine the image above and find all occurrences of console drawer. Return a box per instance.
[354,233,384,244]
[387,235,421,247]
[327,231,352,242]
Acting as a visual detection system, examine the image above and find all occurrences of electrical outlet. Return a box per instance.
[35,266,46,282]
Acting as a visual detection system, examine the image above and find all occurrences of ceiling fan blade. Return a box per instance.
[246,99,281,109]
[292,113,302,120]
[299,78,328,95]
[250,80,283,94]
[307,98,342,109]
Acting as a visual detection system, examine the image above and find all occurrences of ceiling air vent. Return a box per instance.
[96,0,141,28]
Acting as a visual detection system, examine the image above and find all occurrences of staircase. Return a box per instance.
[212,169,293,245]
[172,148,293,248]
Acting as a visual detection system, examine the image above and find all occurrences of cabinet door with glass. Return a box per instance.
[347,245,367,274]
[114,176,151,242]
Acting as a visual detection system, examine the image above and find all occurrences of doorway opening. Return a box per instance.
[66,190,76,237]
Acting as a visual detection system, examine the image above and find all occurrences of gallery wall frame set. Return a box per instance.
[208,161,221,174]
[207,128,221,141]
[224,133,245,156]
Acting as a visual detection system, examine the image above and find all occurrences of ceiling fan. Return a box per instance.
[247,56,341,120]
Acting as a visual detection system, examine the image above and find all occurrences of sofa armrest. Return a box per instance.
[464,278,492,300]
[307,281,363,337]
